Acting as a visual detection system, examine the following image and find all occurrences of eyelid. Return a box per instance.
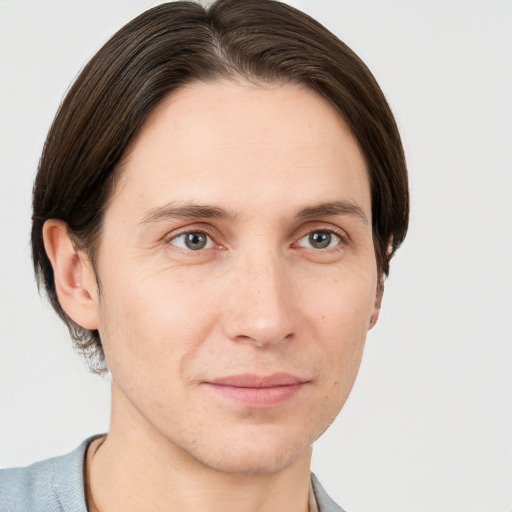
[293,222,349,245]
[296,230,341,249]
[169,231,214,250]
[165,224,223,250]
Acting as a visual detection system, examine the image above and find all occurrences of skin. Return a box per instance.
[44,80,381,512]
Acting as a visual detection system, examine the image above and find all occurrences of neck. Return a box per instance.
[86,385,312,512]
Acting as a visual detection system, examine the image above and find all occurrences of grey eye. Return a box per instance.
[170,231,213,250]
[298,231,341,249]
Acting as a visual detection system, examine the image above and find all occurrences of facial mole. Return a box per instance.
[242,410,254,419]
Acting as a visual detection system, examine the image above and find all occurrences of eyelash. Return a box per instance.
[166,226,219,253]
[293,227,346,251]
[166,225,347,253]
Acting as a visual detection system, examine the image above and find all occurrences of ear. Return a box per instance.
[42,219,99,330]
[368,272,384,330]
[369,237,393,330]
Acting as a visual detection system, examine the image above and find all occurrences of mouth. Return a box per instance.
[203,373,309,408]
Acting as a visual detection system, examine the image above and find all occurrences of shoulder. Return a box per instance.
[0,437,96,512]
[311,473,349,512]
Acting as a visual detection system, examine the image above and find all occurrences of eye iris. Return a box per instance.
[309,231,331,249]
[185,232,207,250]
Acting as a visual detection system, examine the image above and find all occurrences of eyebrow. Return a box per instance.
[140,200,368,225]
[296,201,369,224]
[140,203,238,224]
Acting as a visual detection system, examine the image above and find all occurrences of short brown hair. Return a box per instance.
[31,0,409,371]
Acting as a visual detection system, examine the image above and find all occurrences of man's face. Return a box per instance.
[91,80,379,474]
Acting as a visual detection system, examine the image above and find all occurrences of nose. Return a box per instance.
[222,249,296,348]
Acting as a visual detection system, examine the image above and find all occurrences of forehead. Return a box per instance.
[111,79,370,217]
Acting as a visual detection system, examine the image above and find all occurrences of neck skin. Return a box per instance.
[86,383,312,512]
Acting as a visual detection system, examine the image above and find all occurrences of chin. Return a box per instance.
[195,443,310,475]
[179,425,317,475]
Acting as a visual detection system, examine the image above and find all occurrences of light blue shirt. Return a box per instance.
[0,438,345,512]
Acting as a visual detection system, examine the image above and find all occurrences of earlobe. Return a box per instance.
[42,220,99,330]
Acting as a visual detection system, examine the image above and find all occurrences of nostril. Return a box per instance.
[231,330,294,348]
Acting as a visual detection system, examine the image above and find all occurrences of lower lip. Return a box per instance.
[204,383,305,407]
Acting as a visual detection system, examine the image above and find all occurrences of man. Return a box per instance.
[0,1,408,510]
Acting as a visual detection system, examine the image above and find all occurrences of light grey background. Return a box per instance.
[1,1,511,511]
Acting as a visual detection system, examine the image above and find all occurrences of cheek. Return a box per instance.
[303,269,376,388]
[97,268,219,384]
[305,266,377,336]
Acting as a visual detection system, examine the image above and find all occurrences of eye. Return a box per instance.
[169,231,213,251]
[297,230,342,249]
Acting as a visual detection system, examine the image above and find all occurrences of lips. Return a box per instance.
[204,373,308,407]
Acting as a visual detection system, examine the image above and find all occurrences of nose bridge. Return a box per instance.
[224,244,295,346]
